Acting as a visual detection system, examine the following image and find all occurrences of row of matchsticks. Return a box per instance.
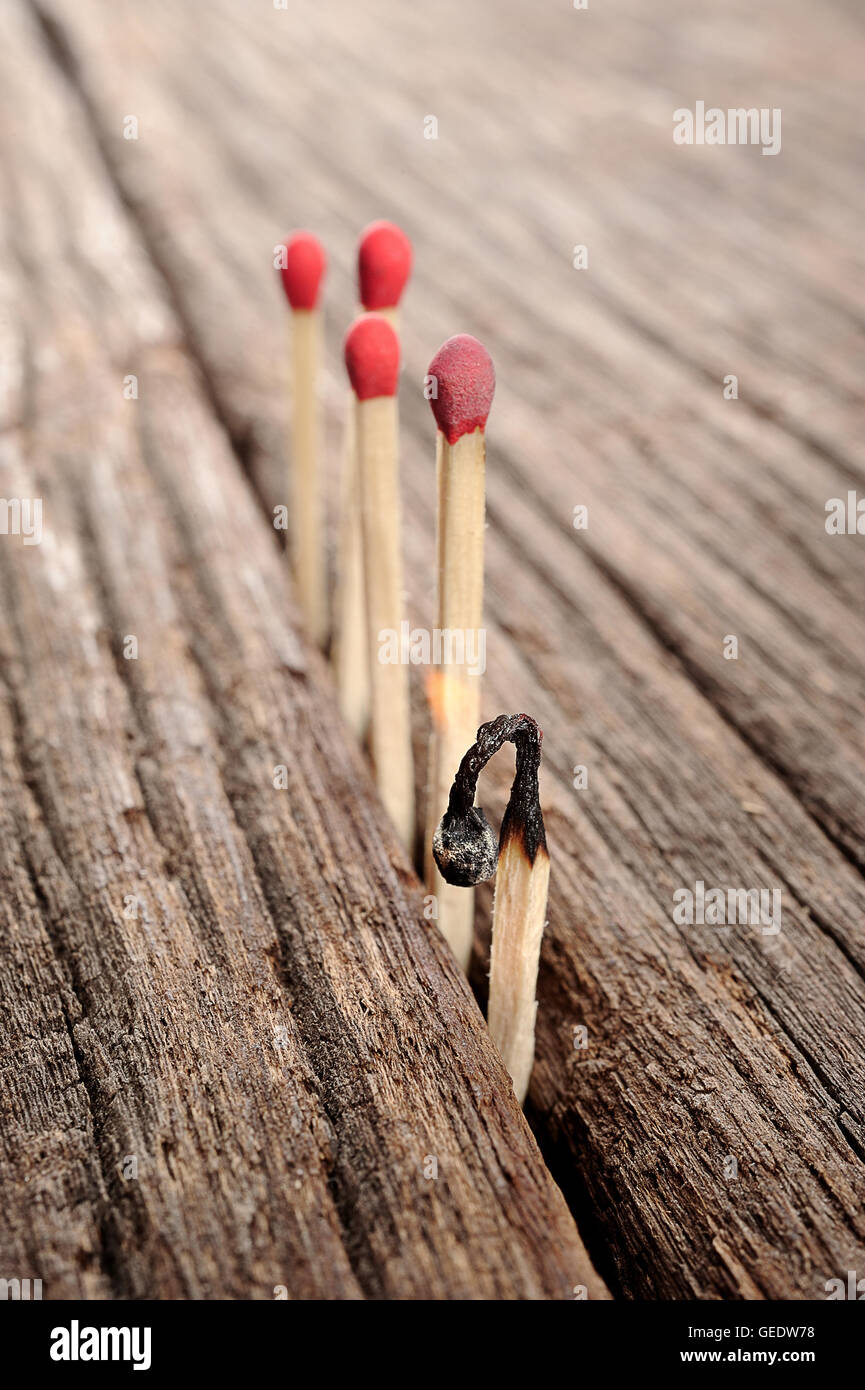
[279,221,550,1103]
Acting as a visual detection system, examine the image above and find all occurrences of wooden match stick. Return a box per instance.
[432,714,551,1105]
[279,231,327,646]
[488,719,550,1105]
[335,222,412,739]
[344,314,414,850]
[424,335,495,971]
[333,403,369,738]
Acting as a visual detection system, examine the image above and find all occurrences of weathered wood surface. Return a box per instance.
[3,0,864,1299]
[0,0,608,1300]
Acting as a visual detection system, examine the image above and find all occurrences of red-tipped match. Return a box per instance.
[279,231,326,310]
[344,315,400,400]
[427,335,495,445]
[358,221,412,311]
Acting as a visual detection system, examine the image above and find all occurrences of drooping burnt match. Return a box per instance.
[433,713,546,884]
[433,713,551,1104]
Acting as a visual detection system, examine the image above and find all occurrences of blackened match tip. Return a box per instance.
[433,805,498,887]
[432,712,548,886]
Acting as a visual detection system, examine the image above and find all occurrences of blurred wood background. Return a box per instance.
[1,0,864,1299]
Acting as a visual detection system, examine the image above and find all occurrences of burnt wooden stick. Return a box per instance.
[434,715,551,1104]
[0,8,607,1299]
[488,719,551,1105]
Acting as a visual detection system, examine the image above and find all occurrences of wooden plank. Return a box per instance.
[38,0,865,1301]
[0,0,605,1300]
[37,0,865,882]
[0,699,112,1300]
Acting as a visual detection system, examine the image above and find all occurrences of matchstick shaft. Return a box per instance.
[290,308,326,645]
[334,402,370,739]
[487,840,551,1104]
[356,393,414,849]
[425,428,486,969]
[334,307,398,740]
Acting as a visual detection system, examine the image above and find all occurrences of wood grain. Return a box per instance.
[0,0,605,1301]
[7,0,865,1298]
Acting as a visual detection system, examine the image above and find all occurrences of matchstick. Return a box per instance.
[487,718,550,1105]
[424,335,495,971]
[433,714,551,1105]
[344,314,414,850]
[279,231,327,646]
[335,222,412,739]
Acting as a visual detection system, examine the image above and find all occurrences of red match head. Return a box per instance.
[279,231,326,310]
[358,221,412,311]
[427,335,495,444]
[344,315,400,400]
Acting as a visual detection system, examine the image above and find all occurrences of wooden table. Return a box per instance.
[1,0,863,1300]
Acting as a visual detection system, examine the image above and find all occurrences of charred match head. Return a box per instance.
[433,804,498,888]
[432,713,547,887]
[279,231,326,309]
[358,221,413,311]
[344,314,400,399]
[427,334,495,445]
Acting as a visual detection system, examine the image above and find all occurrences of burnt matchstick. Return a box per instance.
[279,231,327,646]
[433,714,550,1105]
[344,313,414,850]
[335,222,412,740]
[424,334,495,971]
